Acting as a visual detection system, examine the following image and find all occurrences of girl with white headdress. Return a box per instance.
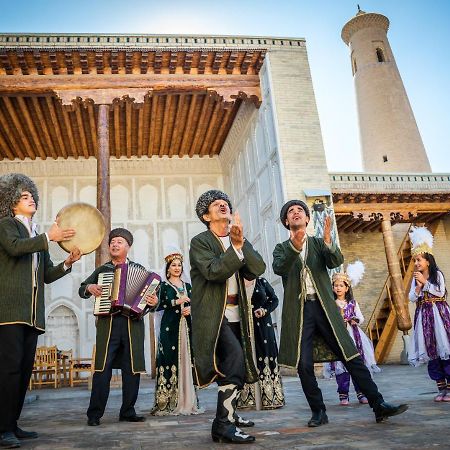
[323,261,380,406]
[407,226,450,402]
[151,246,204,415]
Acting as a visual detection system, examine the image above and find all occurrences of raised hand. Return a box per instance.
[64,246,82,267]
[230,211,244,250]
[413,271,426,286]
[48,221,76,242]
[290,227,307,251]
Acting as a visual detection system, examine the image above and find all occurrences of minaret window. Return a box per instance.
[352,57,357,75]
[383,155,388,163]
[376,48,385,62]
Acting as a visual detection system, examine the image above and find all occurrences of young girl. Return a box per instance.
[407,226,450,402]
[324,261,380,405]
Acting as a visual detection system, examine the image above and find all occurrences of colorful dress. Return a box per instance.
[324,298,380,379]
[238,278,285,409]
[408,272,450,367]
[151,281,203,415]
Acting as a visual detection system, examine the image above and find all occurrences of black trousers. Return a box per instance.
[216,319,245,389]
[0,324,39,433]
[87,315,140,420]
[297,300,384,412]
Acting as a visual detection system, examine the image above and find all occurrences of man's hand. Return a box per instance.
[145,294,158,307]
[48,221,76,242]
[290,228,306,251]
[323,215,332,245]
[254,308,265,318]
[181,306,191,317]
[87,284,103,297]
[230,212,244,251]
[64,246,82,267]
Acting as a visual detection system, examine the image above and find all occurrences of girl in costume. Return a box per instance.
[151,247,204,415]
[324,261,380,405]
[407,226,450,402]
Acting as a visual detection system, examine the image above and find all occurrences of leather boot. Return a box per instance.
[307,409,328,427]
[374,402,408,423]
[211,384,255,444]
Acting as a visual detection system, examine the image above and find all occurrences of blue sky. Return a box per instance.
[1,0,449,173]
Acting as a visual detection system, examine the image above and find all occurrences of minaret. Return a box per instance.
[341,8,431,172]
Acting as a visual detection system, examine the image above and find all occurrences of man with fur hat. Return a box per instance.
[79,228,158,426]
[189,189,266,444]
[273,200,408,427]
[0,173,81,448]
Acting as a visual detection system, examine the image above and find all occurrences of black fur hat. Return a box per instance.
[195,189,232,226]
[0,173,39,219]
[108,228,133,246]
[280,200,310,229]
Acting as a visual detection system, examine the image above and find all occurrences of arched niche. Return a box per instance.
[79,185,96,206]
[167,184,188,219]
[139,184,158,221]
[111,185,129,222]
[45,304,80,356]
[51,186,69,219]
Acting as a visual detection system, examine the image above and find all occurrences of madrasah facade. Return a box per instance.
[0,8,449,370]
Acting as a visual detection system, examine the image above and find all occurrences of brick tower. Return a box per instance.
[342,8,431,172]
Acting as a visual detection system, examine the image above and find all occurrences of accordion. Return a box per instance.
[93,271,115,316]
[110,262,161,319]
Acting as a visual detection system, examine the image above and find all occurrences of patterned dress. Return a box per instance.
[238,278,285,409]
[151,281,203,415]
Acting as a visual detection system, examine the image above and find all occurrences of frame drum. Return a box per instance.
[56,203,106,255]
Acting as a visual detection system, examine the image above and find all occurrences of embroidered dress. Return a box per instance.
[324,299,380,378]
[408,272,450,366]
[151,281,203,416]
[238,278,285,409]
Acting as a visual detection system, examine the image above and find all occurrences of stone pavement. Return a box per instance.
[18,365,449,450]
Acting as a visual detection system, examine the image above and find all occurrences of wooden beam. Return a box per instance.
[45,96,68,158]
[3,97,36,159]
[189,94,211,157]
[87,102,98,157]
[0,103,25,159]
[61,107,78,158]
[113,102,121,158]
[334,202,450,215]
[126,100,132,158]
[199,100,221,157]
[137,105,144,158]
[159,94,172,157]
[147,94,158,156]
[16,97,47,159]
[95,104,111,267]
[179,94,197,157]
[30,97,56,159]
[209,108,230,156]
[168,93,186,157]
[0,128,15,159]
[75,104,90,158]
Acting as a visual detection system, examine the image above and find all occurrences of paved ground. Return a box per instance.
[17,365,449,449]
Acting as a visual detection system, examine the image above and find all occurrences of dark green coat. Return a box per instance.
[273,236,359,369]
[0,217,69,332]
[79,260,150,374]
[189,230,266,387]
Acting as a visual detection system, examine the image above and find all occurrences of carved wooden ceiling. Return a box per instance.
[333,192,450,232]
[0,48,266,160]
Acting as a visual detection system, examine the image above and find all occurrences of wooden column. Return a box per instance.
[95,104,111,267]
[381,219,412,331]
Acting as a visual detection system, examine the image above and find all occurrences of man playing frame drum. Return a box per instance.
[79,228,158,426]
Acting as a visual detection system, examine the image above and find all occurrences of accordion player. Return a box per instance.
[94,262,161,319]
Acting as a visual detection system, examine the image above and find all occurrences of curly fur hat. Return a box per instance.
[195,189,232,226]
[0,173,39,219]
[280,200,310,229]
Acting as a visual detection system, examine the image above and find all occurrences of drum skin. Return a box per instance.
[56,203,106,255]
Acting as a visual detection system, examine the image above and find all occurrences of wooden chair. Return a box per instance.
[30,346,60,389]
[69,348,94,387]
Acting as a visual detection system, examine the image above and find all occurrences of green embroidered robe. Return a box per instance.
[272,236,359,369]
[78,260,150,374]
[189,230,266,387]
[152,281,196,414]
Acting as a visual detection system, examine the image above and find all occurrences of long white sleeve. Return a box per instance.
[409,271,446,302]
[354,301,364,325]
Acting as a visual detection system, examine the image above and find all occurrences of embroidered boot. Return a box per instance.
[212,384,255,444]
[357,391,369,404]
[339,393,349,406]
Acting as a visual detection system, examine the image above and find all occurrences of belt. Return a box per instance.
[418,297,446,306]
[305,293,318,302]
[226,295,238,305]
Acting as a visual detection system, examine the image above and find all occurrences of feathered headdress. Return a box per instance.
[409,226,433,257]
[332,260,365,287]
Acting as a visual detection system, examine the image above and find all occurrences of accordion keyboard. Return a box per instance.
[94,271,115,316]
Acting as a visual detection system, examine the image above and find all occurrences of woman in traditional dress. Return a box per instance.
[238,277,285,409]
[151,249,203,415]
[408,226,450,402]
